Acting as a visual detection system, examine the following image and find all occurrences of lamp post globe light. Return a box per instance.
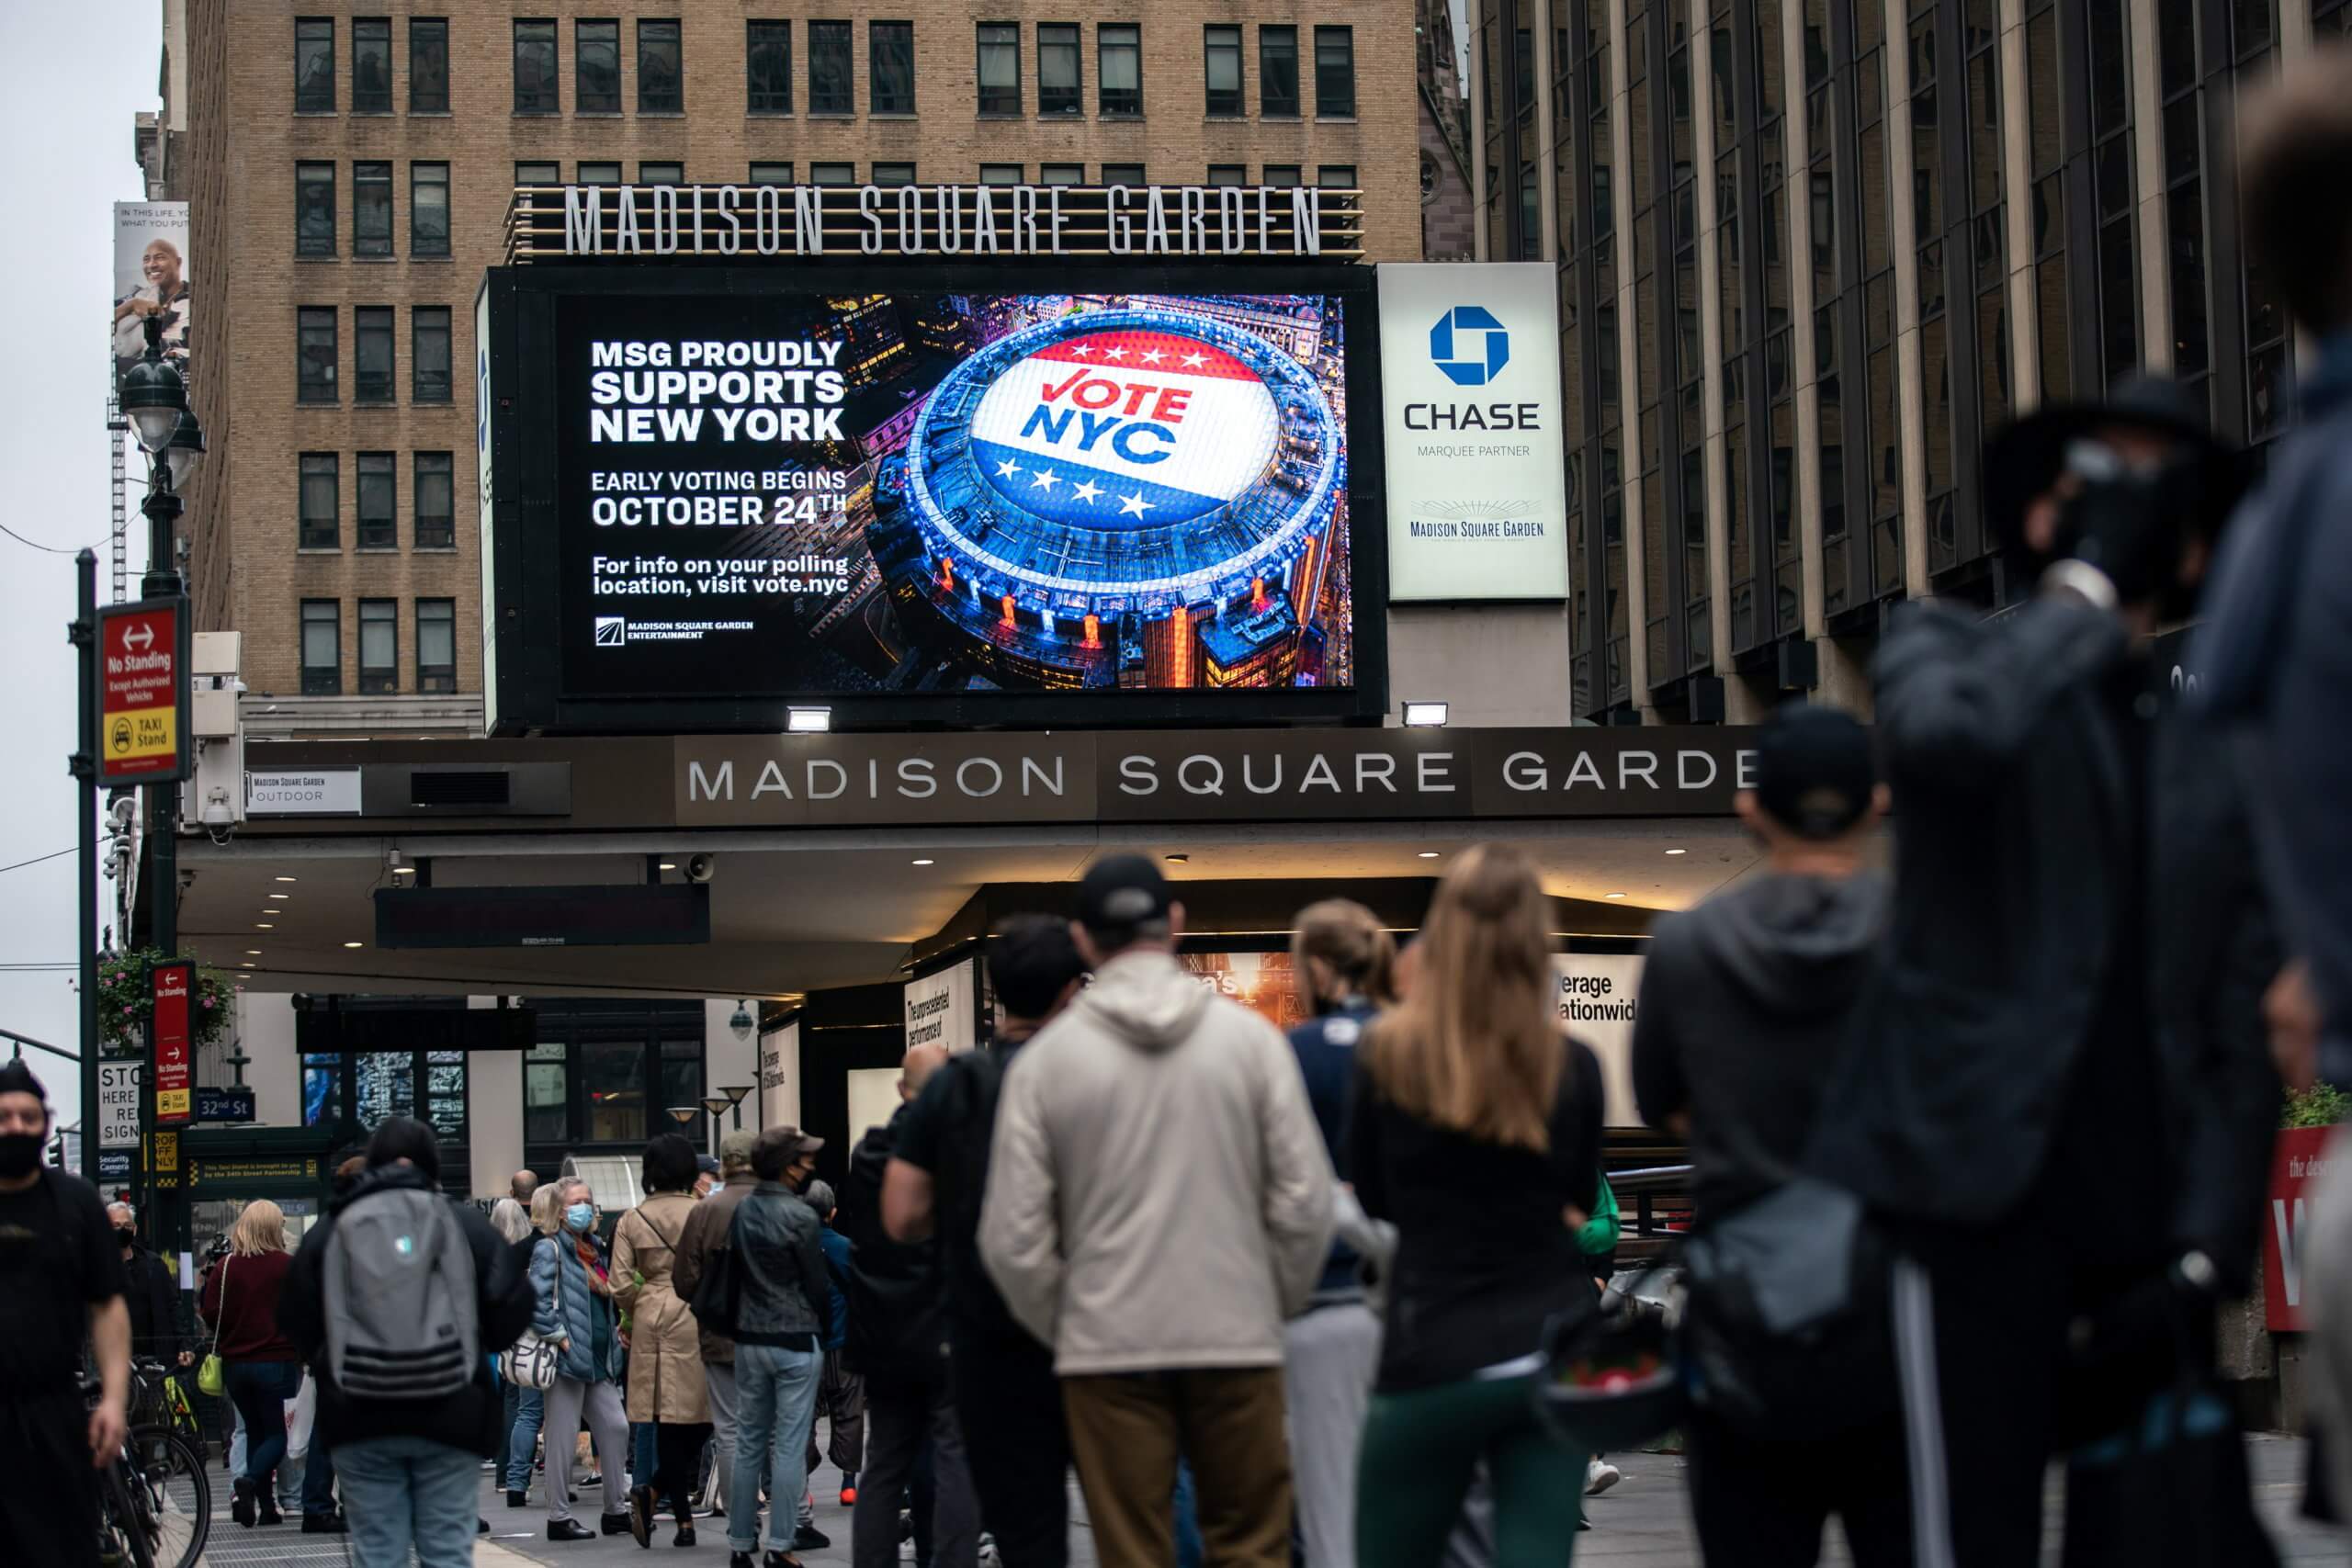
[163,409,207,492]
[729,1000,755,1043]
[118,315,187,455]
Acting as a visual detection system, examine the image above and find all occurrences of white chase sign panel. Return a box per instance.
[1377,263,1571,601]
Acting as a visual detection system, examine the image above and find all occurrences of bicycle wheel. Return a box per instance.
[124,1425,209,1568]
[101,1461,157,1568]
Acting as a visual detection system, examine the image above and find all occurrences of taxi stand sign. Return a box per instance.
[150,958,194,1126]
[96,597,190,788]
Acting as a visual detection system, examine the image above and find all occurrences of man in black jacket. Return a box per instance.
[277,1117,535,1568]
[1811,378,2280,1568]
[1634,703,1905,1565]
[107,1201,185,1372]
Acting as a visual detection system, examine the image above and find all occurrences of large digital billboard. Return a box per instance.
[486,266,1384,732]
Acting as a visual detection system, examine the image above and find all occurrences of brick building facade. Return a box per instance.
[165,0,1419,728]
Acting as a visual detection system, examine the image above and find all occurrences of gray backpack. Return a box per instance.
[322,1185,481,1402]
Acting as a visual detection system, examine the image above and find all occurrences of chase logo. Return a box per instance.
[1430,306,1510,387]
[594,616,628,647]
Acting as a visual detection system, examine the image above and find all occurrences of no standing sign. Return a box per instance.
[96,598,189,788]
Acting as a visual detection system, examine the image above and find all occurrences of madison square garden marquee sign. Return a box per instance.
[480,185,1570,735]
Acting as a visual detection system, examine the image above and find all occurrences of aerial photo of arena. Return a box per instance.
[861,291,1354,692]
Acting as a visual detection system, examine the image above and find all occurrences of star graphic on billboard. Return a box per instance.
[1030,467,1061,491]
[1069,343,1094,355]
[994,457,1023,479]
[1102,344,1127,361]
[1071,479,1104,504]
[1140,348,1166,365]
[1181,351,1208,367]
[1119,491,1157,516]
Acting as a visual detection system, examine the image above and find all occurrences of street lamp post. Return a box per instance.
[720,1083,753,1130]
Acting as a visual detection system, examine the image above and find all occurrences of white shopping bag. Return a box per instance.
[285,1371,315,1461]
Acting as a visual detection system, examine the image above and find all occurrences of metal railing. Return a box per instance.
[1609,1163,1693,1242]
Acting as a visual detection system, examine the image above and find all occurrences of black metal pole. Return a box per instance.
[71,550,98,1184]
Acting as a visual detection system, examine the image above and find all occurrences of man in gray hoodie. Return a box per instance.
[1632,702,1907,1568]
[980,855,1334,1568]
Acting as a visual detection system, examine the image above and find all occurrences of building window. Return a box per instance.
[516,160,560,187]
[356,453,397,549]
[639,19,684,111]
[299,454,338,549]
[413,307,452,402]
[415,453,456,548]
[1207,164,1246,186]
[750,161,794,184]
[578,162,621,186]
[301,601,341,694]
[979,164,1023,185]
[1102,163,1146,186]
[295,17,334,113]
[1040,162,1084,185]
[811,163,856,186]
[1261,164,1301,187]
[1259,27,1299,117]
[872,21,915,113]
[640,161,684,185]
[577,19,621,112]
[872,163,916,187]
[1039,24,1081,115]
[748,21,793,113]
[525,1041,569,1143]
[514,20,558,113]
[353,18,391,112]
[355,307,395,402]
[296,163,336,255]
[410,18,449,112]
[412,163,450,255]
[298,307,337,401]
[359,600,398,694]
[1100,25,1141,115]
[582,1037,648,1143]
[1317,164,1357,188]
[809,20,853,114]
[417,599,457,692]
[660,1038,707,1145]
[978,23,1022,115]
[1205,26,1243,117]
[1314,26,1354,118]
[353,162,392,256]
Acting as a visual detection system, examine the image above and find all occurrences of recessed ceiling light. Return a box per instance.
[1665,848,1688,856]
[1165,853,1190,864]
[910,858,934,866]
[268,892,290,900]
[659,862,677,871]
[1417,852,1441,859]
[238,962,254,968]
[254,922,275,930]
[244,950,262,955]
[342,941,363,949]
[1605,892,1627,899]
[274,875,298,883]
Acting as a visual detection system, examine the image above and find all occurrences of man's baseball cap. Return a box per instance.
[1750,703,1876,840]
[1076,853,1173,931]
[755,1124,825,1164]
[718,1128,758,1168]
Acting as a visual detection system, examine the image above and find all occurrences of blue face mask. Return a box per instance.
[565,1203,595,1233]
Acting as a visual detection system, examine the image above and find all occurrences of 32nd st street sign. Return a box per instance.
[96,598,189,788]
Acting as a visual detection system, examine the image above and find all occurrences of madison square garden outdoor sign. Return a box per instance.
[476,187,1575,736]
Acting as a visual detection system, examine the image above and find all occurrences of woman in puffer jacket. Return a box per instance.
[532,1178,632,1543]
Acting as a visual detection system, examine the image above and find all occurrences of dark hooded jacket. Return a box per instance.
[277,1163,536,1459]
[837,1103,949,1390]
[1632,870,1889,1224]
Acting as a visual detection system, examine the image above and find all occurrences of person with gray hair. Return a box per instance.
[107,1200,187,1371]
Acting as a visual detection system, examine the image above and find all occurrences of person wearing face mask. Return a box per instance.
[108,1201,187,1375]
[531,1179,634,1543]
[0,1060,130,1568]
[1808,375,2283,1567]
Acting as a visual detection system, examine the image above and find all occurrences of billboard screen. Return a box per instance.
[112,201,191,384]
[489,266,1384,731]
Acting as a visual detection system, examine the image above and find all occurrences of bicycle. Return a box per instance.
[92,1371,211,1568]
[130,1358,206,1463]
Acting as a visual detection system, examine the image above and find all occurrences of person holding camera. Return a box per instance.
[1810,375,2282,1567]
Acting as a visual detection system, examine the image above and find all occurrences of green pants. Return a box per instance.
[1355,1372,1586,1568]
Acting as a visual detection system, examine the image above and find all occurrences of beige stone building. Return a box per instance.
[161,0,1419,732]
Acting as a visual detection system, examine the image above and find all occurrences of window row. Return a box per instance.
[300,597,458,695]
[298,451,457,553]
[296,162,449,257]
[519,159,1358,188]
[975,22,1352,119]
[295,17,449,114]
[295,305,453,405]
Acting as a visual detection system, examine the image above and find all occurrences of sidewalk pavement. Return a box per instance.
[197,1435,2344,1566]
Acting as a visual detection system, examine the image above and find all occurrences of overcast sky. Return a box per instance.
[0,5,164,1132]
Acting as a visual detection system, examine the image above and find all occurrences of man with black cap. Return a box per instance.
[1810,378,2282,1567]
[1633,702,1906,1565]
[980,855,1334,1568]
[0,1060,130,1568]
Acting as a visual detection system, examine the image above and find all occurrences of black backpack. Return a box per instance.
[688,1202,746,1337]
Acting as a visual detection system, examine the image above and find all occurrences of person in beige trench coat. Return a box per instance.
[614,1134,714,1546]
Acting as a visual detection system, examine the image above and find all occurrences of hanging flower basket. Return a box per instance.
[96,947,233,1055]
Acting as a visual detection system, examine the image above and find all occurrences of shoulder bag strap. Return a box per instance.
[209,1254,231,1356]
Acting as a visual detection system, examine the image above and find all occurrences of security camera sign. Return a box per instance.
[97,598,189,787]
